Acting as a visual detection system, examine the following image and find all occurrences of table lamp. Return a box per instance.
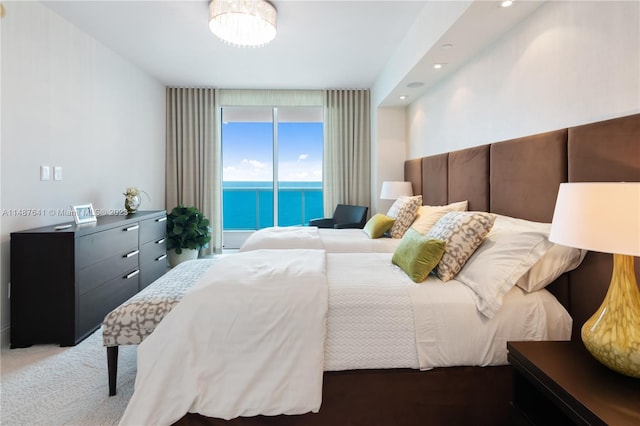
[549,182,640,378]
[380,181,413,200]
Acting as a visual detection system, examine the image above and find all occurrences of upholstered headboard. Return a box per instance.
[404,113,640,339]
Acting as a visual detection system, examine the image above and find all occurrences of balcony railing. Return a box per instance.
[223,185,323,230]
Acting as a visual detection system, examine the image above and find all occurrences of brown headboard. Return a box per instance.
[405,113,640,339]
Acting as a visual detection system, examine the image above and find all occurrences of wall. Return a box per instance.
[407,1,640,158]
[0,1,166,347]
[370,1,470,215]
[371,107,407,214]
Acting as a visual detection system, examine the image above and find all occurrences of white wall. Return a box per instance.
[371,107,407,214]
[407,1,640,157]
[0,1,166,347]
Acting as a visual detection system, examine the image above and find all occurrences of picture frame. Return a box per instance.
[71,203,97,225]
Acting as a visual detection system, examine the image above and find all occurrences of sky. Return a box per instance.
[222,121,323,182]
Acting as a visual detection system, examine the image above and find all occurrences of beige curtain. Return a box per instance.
[165,87,221,254]
[323,89,371,216]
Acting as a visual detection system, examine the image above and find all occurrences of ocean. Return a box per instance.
[223,181,323,230]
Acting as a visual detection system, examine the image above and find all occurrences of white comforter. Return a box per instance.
[239,226,401,253]
[119,249,328,425]
[325,253,572,371]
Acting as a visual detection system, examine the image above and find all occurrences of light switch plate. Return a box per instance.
[40,166,50,181]
[54,166,62,181]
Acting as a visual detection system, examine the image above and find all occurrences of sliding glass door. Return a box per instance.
[221,106,323,235]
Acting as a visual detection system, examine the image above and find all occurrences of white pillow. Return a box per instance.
[488,214,586,293]
[455,224,552,318]
[410,200,468,234]
[516,244,586,292]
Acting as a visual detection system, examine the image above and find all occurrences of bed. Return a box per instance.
[117,113,639,425]
[238,226,401,253]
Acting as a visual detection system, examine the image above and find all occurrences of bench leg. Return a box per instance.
[107,346,119,396]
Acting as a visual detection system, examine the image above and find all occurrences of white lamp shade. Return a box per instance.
[549,182,640,257]
[380,181,413,200]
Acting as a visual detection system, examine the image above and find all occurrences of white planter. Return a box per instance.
[168,248,199,267]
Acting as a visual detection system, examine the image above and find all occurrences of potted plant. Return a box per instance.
[166,205,211,267]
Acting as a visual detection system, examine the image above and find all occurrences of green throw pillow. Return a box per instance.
[364,214,395,239]
[392,228,446,282]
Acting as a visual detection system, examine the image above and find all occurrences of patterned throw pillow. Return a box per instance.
[426,211,496,282]
[386,195,422,238]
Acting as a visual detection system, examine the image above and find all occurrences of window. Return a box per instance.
[222,106,323,234]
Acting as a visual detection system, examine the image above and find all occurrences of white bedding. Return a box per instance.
[120,249,328,425]
[121,250,572,423]
[239,226,400,253]
[325,253,572,371]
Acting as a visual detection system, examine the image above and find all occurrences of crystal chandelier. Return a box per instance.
[208,0,277,47]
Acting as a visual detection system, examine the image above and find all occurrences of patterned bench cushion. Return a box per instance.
[102,259,214,347]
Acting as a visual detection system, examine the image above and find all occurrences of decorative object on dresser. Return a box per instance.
[10,210,167,347]
[508,341,640,425]
[549,182,640,378]
[166,205,212,267]
[123,187,149,214]
[70,203,97,224]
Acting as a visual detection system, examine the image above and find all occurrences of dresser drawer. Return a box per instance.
[140,257,168,290]
[140,237,166,264]
[77,269,139,339]
[78,249,139,295]
[140,215,167,244]
[77,224,139,268]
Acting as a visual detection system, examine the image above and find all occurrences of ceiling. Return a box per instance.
[43,0,544,107]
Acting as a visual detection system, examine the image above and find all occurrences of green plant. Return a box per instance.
[166,205,211,254]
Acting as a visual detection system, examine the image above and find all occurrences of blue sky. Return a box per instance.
[222,122,323,182]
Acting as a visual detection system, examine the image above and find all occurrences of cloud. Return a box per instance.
[298,154,309,161]
[242,159,266,169]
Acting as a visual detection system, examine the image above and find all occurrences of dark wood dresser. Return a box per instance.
[508,340,640,426]
[10,210,167,347]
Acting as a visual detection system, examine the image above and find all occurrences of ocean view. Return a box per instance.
[223,181,323,230]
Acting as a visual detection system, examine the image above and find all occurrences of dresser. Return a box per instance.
[10,210,167,347]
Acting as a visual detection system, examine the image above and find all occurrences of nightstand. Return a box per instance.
[507,340,640,426]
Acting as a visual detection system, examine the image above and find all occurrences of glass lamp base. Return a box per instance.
[581,253,640,378]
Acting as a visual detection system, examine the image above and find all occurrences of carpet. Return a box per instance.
[1,327,136,425]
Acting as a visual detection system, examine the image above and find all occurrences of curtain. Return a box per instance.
[165,87,221,255]
[217,89,323,107]
[323,89,371,216]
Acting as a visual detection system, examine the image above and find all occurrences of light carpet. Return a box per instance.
[1,327,136,425]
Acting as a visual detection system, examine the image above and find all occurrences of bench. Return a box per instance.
[102,259,214,395]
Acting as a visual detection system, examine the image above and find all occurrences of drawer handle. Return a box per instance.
[155,238,166,244]
[156,217,167,223]
[124,270,140,279]
[123,225,139,232]
[156,254,168,261]
[124,250,139,258]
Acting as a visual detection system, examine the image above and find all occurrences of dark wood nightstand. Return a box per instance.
[507,341,640,425]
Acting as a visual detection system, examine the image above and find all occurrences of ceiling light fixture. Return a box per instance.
[500,1,514,7]
[433,63,446,69]
[399,95,408,100]
[209,0,277,47]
